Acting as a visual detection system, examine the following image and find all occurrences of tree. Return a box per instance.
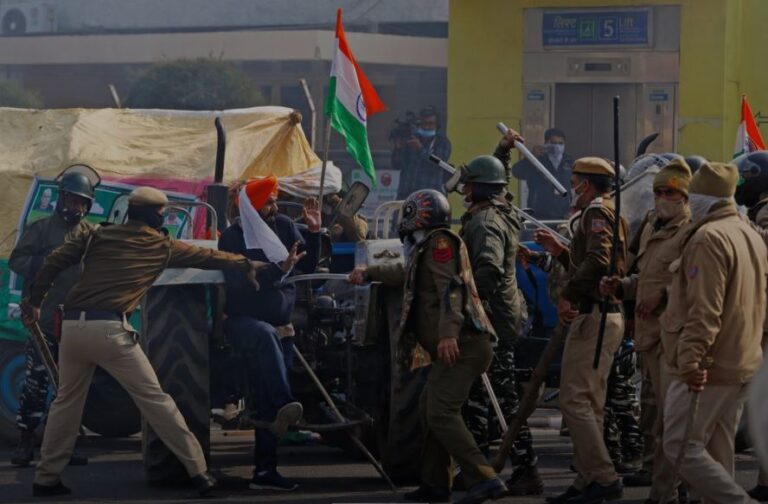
[126,58,265,110]
[0,81,43,108]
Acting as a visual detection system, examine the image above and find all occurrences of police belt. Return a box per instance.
[63,310,125,322]
[577,302,621,314]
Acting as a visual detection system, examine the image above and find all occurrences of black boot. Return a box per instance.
[545,486,581,504]
[566,480,623,503]
[32,482,72,497]
[191,471,217,497]
[749,485,768,502]
[11,430,35,467]
[505,465,544,496]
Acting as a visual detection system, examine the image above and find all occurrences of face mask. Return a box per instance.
[689,194,732,222]
[58,207,85,224]
[127,205,165,229]
[654,198,686,220]
[570,181,586,207]
[546,143,565,157]
[417,128,436,138]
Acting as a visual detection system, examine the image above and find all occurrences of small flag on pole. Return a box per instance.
[325,9,386,184]
[734,94,766,158]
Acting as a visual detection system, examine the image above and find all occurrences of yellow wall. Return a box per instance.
[448,0,768,180]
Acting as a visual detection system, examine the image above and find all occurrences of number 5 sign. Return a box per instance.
[599,16,620,41]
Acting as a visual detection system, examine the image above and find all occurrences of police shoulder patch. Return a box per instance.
[432,237,454,263]
[591,218,607,232]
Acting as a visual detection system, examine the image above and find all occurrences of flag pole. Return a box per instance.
[318,116,332,204]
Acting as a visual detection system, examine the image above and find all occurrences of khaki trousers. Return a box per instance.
[420,336,496,490]
[560,308,624,489]
[645,347,678,500]
[663,379,753,504]
[35,316,207,486]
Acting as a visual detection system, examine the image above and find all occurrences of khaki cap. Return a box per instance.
[689,162,739,198]
[572,157,615,177]
[654,159,692,196]
[128,186,168,206]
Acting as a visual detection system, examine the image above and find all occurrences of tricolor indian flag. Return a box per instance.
[325,9,386,184]
[734,94,766,158]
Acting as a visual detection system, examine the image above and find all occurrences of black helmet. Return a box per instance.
[398,189,451,240]
[735,151,768,207]
[58,172,95,202]
[464,155,507,185]
[684,155,708,173]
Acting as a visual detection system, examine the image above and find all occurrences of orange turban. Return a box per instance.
[243,175,279,211]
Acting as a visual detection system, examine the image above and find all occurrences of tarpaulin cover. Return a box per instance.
[0,106,321,256]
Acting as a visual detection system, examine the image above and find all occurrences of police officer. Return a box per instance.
[601,159,693,502]
[349,190,506,504]
[22,186,266,497]
[535,158,628,504]
[9,168,96,468]
[734,150,768,502]
[660,162,766,504]
[456,154,542,496]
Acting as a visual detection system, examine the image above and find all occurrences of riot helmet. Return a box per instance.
[734,151,768,208]
[56,171,96,223]
[463,155,507,185]
[398,189,451,241]
[684,155,708,173]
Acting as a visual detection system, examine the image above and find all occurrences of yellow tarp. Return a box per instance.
[0,106,320,256]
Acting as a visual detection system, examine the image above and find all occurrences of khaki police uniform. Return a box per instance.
[661,163,767,504]
[557,158,628,490]
[366,228,498,490]
[617,161,692,499]
[28,187,256,487]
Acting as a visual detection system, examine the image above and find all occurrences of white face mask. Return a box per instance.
[570,181,586,208]
[654,197,686,220]
[546,143,565,157]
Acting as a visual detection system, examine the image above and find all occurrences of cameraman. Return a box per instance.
[394,107,452,199]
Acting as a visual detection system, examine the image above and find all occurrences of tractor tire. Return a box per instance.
[0,340,25,446]
[376,288,427,485]
[82,367,141,438]
[140,284,211,484]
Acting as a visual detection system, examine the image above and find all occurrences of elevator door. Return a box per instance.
[555,84,637,169]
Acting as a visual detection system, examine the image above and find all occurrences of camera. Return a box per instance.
[388,111,420,142]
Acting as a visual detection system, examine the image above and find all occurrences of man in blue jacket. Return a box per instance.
[218,176,320,492]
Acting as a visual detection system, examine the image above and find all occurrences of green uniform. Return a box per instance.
[366,228,497,489]
[9,214,93,434]
[458,196,536,467]
[10,214,93,334]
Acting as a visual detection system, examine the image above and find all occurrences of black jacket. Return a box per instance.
[218,214,320,326]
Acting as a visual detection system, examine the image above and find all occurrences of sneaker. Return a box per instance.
[11,431,35,467]
[565,480,623,503]
[249,469,298,491]
[270,402,303,438]
[403,485,451,502]
[505,465,544,496]
[455,477,507,504]
[32,482,72,497]
[749,485,768,502]
[623,469,652,487]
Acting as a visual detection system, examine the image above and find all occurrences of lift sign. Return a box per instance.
[542,10,649,46]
